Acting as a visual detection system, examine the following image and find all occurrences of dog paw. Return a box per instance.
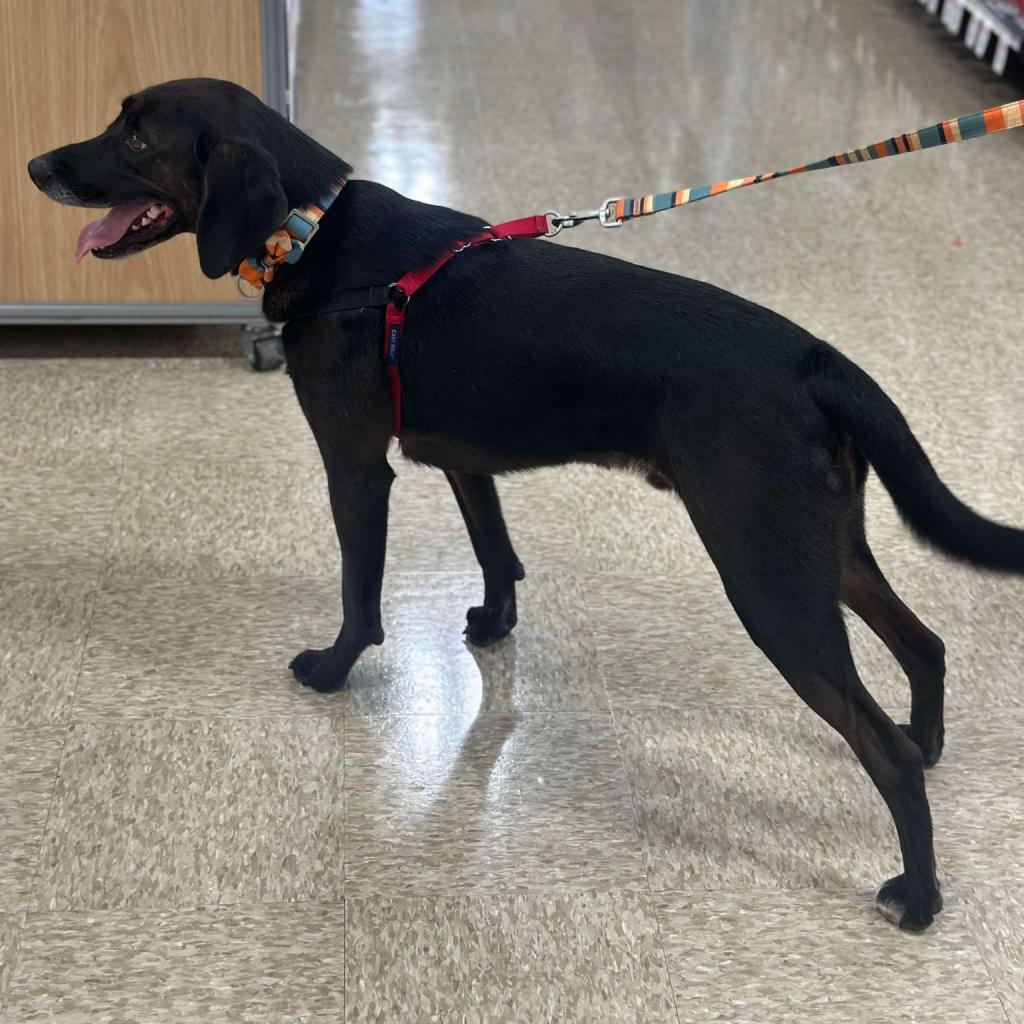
[303,659,350,693]
[464,602,517,647]
[876,874,943,932]
[899,723,944,767]
[289,647,331,685]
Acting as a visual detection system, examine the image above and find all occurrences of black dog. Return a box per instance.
[29,78,1024,932]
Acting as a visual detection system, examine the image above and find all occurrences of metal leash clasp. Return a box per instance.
[544,196,625,236]
[597,196,625,228]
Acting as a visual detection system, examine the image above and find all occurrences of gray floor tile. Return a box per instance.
[928,711,1024,888]
[73,578,341,720]
[962,885,1024,1024]
[0,730,65,912]
[0,362,136,466]
[0,462,118,575]
[0,577,95,729]
[655,888,1008,1023]
[345,892,676,1024]
[345,572,607,715]
[36,718,345,911]
[616,708,903,893]
[0,912,20,1015]
[124,363,321,462]
[6,903,345,1023]
[104,458,337,579]
[344,713,646,896]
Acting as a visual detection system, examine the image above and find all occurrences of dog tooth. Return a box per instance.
[139,216,151,226]
[146,205,160,218]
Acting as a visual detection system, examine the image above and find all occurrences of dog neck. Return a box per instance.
[237,179,347,290]
[260,177,489,323]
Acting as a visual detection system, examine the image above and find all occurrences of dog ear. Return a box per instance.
[196,138,288,279]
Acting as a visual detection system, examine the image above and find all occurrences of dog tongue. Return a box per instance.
[74,201,152,262]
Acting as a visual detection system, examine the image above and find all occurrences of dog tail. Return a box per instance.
[810,347,1024,572]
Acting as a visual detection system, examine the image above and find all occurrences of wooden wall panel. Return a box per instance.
[0,0,262,304]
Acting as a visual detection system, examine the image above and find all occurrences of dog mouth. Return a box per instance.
[75,201,179,262]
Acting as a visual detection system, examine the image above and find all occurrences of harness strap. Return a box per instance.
[286,284,396,322]
[383,215,549,435]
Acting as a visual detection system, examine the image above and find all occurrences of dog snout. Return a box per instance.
[27,154,55,192]
[26,147,102,207]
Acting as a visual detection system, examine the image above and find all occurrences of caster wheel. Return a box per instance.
[240,323,284,372]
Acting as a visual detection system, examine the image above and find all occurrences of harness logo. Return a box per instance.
[387,322,401,365]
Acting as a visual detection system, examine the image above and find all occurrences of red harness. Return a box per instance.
[382,214,550,435]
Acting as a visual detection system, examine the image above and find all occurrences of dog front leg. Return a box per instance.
[290,458,394,692]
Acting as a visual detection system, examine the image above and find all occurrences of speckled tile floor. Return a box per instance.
[2,0,1024,1021]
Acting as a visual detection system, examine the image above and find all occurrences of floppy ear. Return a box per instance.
[196,138,288,279]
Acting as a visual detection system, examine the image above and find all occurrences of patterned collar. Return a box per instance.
[237,179,345,290]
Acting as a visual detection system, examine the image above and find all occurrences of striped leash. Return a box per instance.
[545,99,1024,234]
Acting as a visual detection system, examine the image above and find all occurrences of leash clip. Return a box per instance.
[544,208,598,236]
[597,196,625,228]
[544,196,625,236]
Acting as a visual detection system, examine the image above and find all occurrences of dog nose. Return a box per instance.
[27,155,54,190]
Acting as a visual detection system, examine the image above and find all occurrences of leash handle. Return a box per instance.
[568,99,1024,227]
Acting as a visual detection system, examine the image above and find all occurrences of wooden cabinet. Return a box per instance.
[0,0,288,322]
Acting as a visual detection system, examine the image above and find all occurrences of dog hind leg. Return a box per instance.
[841,523,946,767]
[661,421,942,929]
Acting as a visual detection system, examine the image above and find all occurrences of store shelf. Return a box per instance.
[918,0,1024,74]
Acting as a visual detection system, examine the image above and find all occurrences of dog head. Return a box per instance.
[27,78,342,279]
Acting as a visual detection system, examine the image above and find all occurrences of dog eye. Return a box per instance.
[126,131,147,152]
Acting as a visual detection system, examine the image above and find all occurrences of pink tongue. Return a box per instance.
[74,201,153,263]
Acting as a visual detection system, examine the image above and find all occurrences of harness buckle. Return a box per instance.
[543,211,566,237]
[282,207,321,244]
[545,208,600,235]
[388,283,408,311]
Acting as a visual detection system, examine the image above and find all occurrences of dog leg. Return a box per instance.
[445,471,524,647]
[664,424,941,931]
[841,533,946,766]
[290,458,394,692]
[738,592,941,930]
